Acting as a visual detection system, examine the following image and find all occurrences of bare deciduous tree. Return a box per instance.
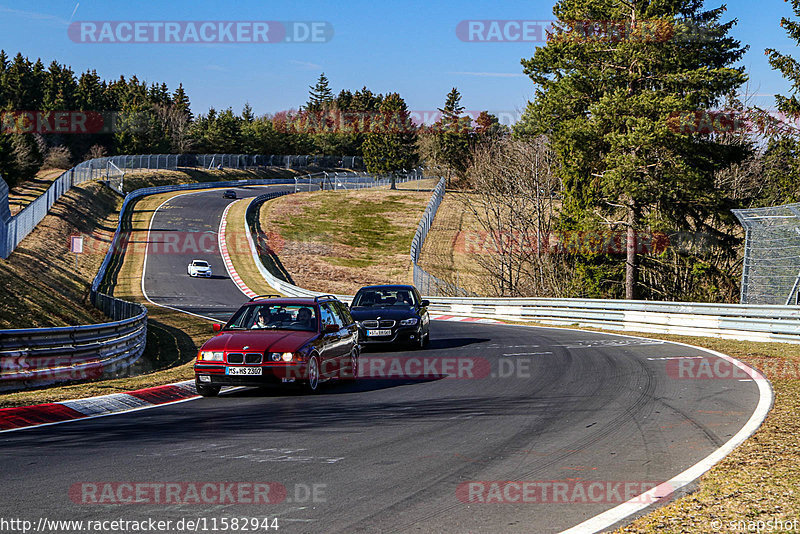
[461,137,570,296]
[155,104,194,153]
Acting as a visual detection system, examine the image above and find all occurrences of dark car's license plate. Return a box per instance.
[367,329,392,336]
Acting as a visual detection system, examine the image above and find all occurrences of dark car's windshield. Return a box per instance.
[352,289,417,308]
[225,304,318,332]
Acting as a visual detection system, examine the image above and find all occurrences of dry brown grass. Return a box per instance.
[417,190,493,294]
[0,181,117,328]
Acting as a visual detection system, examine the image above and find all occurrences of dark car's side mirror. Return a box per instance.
[420,300,430,307]
[213,323,222,332]
[324,324,339,333]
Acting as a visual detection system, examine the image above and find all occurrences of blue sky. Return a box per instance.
[0,0,797,122]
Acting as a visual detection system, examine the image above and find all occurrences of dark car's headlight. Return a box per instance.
[400,318,419,326]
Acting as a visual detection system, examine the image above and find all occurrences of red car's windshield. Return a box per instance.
[225,304,318,332]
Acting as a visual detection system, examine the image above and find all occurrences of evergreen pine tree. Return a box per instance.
[516,1,748,299]
[305,73,334,112]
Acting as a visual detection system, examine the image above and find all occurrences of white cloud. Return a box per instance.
[290,59,322,70]
[0,5,70,27]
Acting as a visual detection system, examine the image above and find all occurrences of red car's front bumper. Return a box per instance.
[194,362,310,387]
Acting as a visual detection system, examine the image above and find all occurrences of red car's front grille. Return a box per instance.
[226,352,263,364]
[245,353,263,364]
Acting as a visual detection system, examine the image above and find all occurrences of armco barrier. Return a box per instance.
[0,305,147,392]
[241,171,430,299]
[422,296,800,344]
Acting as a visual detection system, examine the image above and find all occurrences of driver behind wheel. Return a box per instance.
[293,307,314,329]
[253,308,272,329]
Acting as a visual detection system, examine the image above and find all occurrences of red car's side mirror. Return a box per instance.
[324,324,339,333]
[212,323,222,332]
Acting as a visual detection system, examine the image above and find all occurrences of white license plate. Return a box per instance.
[367,329,392,337]
[225,367,262,376]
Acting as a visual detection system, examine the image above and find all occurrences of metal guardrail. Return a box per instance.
[0,294,147,392]
[241,177,800,344]
[422,296,800,344]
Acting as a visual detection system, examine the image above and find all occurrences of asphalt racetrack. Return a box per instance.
[0,188,765,533]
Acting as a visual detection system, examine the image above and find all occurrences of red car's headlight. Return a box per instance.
[199,351,224,362]
[269,352,295,362]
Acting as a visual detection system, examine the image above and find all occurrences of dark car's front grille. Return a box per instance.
[245,353,263,364]
[361,319,397,328]
[227,353,244,364]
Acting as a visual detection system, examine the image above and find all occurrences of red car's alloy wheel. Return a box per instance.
[305,355,320,393]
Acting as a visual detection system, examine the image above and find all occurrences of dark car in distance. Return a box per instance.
[194,295,359,396]
[223,190,237,199]
[349,285,430,349]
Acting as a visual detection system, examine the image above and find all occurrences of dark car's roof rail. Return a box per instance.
[314,294,337,302]
[249,294,281,302]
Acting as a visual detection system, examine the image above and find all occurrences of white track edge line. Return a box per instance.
[504,325,775,534]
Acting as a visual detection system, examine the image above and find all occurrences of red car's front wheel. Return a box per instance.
[302,355,321,393]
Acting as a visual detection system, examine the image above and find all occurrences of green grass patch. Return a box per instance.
[279,196,415,253]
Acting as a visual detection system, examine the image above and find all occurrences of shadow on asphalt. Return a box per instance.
[360,337,489,353]
[225,377,444,398]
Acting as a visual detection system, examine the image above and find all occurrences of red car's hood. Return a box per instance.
[201,330,317,353]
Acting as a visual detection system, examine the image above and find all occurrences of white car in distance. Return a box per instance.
[188,259,212,278]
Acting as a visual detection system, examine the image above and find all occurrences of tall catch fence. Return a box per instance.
[411,178,473,297]
[98,154,364,171]
[734,203,800,305]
